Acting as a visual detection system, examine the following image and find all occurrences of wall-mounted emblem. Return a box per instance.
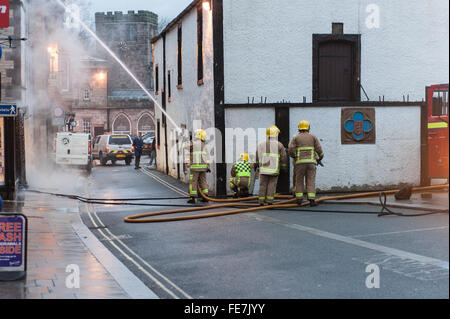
[341,108,375,144]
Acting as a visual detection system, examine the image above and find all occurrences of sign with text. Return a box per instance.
[0,0,9,29]
[0,104,17,117]
[0,214,27,280]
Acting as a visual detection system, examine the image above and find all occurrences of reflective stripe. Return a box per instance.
[267,196,274,200]
[202,189,208,194]
[428,122,448,129]
[190,164,208,169]
[295,193,303,198]
[296,146,316,164]
[307,193,316,199]
[260,153,280,174]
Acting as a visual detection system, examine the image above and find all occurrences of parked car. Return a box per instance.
[55,132,93,173]
[142,133,155,155]
[92,134,134,165]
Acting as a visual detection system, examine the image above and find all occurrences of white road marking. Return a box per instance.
[90,207,193,299]
[85,204,184,299]
[140,167,189,196]
[351,226,449,238]
[248,213,449,270]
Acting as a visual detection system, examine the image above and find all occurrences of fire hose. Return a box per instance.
[123,184,449,223]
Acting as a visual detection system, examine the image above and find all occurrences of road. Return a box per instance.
[80,159,449,299]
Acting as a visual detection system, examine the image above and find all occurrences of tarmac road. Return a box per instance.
[80,159,449,299]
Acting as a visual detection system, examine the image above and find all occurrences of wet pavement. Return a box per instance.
[81,160,449,299]
[0,190,130,299]
[0,158,448,299]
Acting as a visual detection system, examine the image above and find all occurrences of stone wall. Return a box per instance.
[95,11,158,92]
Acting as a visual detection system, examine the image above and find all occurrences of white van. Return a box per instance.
[55,132,93,172]
[92,134,134,166]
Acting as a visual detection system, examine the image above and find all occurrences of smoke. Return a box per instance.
[24,0,96,193]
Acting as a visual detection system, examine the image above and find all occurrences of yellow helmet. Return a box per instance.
[239,153,249,162]
[298,120,310,131]
[194,129,207,141]
[266,125,280,138]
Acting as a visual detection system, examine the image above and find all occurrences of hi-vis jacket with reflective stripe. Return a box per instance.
[256,139,287,176]
[231,161,254,178]
[184,140,210,172]
[288,132,324,165]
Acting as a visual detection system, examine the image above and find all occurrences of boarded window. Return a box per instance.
[168,70,171,102]
[177,25,182,87]
[155,64,159,93]
[197,4,203,84]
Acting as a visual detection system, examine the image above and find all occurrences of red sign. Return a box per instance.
[0,0,9,29]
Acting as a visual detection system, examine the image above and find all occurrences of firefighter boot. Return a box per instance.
[296,198,303,205]
[310,199,317,207]
[187,197,196,204]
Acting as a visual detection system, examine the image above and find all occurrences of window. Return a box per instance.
[155,64,159,94]
[112,114,131,135]
[83,88,90,100]
[313,34,361,102]
[127,24,137,42]
[167,70,171,102]
[432,91,449,116]
[83,119,91,134]
[197,4,203,85]
[177,25,182,88]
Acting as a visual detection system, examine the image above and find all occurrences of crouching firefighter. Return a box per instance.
[229,153,254,198]
[288,120,324,206]
[185,129,211,204]
[256,125,287,205]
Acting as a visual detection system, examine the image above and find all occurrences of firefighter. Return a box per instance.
[256,125,287,205]
[229,153,254,198]
[185,129,211,204]
[288,120,324,206]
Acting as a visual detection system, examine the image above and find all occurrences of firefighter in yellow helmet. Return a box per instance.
[185,129,211,204]
[255,125,287,205]
[288,120,324,206]
[229,153,255,198]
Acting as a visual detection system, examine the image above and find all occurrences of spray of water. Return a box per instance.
[55,0,182,134]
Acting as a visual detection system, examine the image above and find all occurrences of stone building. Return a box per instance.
[90,10,158,136]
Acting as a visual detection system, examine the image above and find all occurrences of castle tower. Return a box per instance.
[95,10,158,93]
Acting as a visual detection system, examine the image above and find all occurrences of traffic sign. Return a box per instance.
[0,213,28,281]
[0,104,17,117]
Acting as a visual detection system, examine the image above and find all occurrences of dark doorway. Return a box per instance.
[94,126,104,137]
[313,34,360,102]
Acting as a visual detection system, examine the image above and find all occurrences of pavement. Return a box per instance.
[0,158,448,299]
[0,166,157,299]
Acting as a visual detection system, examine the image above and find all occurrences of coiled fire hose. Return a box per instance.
[123,184,449,223]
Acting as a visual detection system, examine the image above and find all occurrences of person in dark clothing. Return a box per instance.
[133,133,144,169]
[149,137,156,166]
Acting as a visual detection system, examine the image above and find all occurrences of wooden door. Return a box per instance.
[318,41,353,101]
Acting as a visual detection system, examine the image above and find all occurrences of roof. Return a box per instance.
[151,0,201,43]
[108,90,152,100]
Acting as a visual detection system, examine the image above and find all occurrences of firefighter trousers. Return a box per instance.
[229,176,250,196]
[258,174,279,204]
[294,163,316,200]
[189,171,208,197]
